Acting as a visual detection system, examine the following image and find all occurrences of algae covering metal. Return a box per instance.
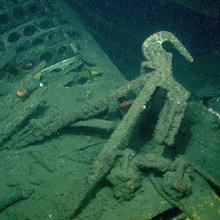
[0,1,220,220]
[70,31,220,220]
[0,0,126,150]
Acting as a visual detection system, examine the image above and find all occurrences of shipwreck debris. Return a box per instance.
[70,31,193,218]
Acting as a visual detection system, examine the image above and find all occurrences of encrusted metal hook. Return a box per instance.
[141,31,193,72]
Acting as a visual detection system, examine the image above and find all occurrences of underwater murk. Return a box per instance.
[0,0,220,219]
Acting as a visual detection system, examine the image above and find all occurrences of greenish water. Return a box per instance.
[0,1,220,219]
